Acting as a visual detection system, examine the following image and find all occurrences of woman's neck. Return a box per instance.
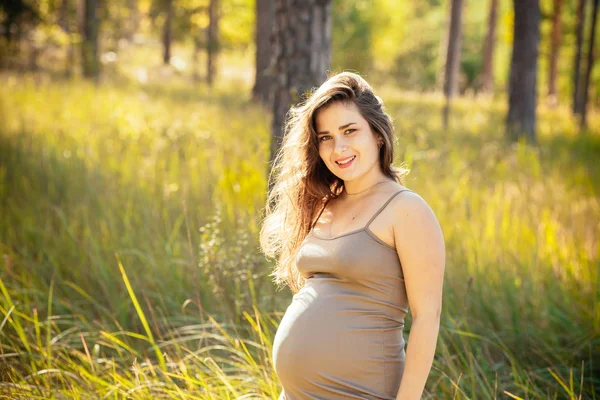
[343,170,391,196]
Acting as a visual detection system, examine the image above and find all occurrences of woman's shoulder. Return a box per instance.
[378,183,420,202]
[387,185,430,212]
[386,187,440,235]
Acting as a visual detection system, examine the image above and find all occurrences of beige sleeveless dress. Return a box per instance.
[272,189,412,400]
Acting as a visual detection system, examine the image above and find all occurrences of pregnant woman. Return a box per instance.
[260,72,446,400]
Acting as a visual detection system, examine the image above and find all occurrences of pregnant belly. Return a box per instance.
[272,279,405,396]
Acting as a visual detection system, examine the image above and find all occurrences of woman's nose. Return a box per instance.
[334,138,349,153]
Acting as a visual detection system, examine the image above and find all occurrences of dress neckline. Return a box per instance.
[309,189,412,243]
[307,225,397,252]
[309,226,366,240]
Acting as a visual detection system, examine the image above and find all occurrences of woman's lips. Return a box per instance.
[335,155,356,169]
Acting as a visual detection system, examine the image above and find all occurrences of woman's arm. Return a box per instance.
[395,315,441,400]
[391,192,446,400]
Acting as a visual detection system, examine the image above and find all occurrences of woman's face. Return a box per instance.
[314,101,381,182]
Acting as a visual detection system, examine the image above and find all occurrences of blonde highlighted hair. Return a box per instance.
[259,71,409,293]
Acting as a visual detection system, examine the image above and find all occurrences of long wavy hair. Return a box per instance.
[259,71,410,293]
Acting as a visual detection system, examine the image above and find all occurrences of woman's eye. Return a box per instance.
[318,130,353,142]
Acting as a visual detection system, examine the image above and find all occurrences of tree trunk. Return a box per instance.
[442,0,465,129]
[127,0,139,41]
[59,0,70,32]
[580,0,599,129]
[28,41,39,71]
[573,0,587,114]
[59,0,75,77]
[270,0,332,183]
[252,0,274,104]
[481,0,498,94]
[81,0,100,80]
[192,36,201,81]
[207,0,220,86]
[547,0,564,106]
[506,0,540,142]
[162,0,173,65]
[435,11,450,92]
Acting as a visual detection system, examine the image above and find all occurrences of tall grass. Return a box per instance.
[0,71,598,399]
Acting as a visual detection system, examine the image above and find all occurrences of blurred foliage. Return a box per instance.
[1,0,598,101]
[0,0,39,41]
[331,0,374,74]
[147,0,253,49]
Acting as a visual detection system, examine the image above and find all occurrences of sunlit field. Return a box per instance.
[0,55,598,398]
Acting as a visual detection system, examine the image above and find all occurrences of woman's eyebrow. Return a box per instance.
[317,122,357,135]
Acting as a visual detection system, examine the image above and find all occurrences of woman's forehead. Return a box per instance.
[314,102,362,129]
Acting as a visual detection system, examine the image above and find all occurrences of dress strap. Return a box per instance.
[365,189,412,229]
[311,197,331,229]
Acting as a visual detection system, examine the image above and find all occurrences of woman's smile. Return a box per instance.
[335,155,356,168]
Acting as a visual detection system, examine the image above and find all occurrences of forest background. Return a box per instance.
[0,0,599,398]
